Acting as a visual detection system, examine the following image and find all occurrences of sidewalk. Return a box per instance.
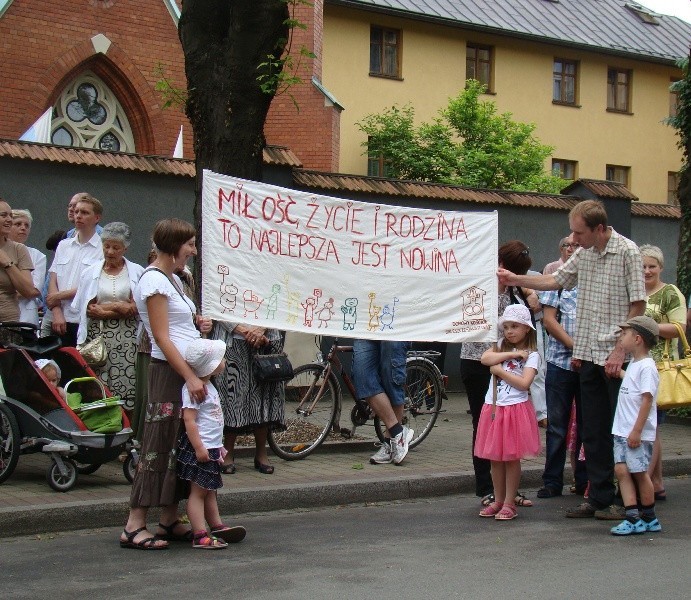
[1,393,689,538]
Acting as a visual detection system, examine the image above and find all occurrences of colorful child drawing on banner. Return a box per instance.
[341,297,358,330]
[379,297,399,330]
[266,283,281,319]
[317,297,335,328]
[302,289,321,327]
[367,292,381,332]
[217,265,238,314]
[243,289,264,319]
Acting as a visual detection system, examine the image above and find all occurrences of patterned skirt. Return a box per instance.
[129,360,189,508]
[176,432,224,491]
[210,324,286,434]
[87,316,137,409]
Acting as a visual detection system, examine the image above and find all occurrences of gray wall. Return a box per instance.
[1,157,681,390]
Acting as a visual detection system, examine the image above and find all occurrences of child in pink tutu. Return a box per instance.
[475,304,542,521]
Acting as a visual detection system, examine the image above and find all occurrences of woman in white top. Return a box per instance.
[120,218,211,550]
[9,209,46,328]
[72,222,144,409]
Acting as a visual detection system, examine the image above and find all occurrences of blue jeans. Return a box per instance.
[542,362,587,491]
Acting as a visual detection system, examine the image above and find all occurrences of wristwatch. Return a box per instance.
[3,261,13,269]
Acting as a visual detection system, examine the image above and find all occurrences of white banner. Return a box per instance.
[201,170,498,342]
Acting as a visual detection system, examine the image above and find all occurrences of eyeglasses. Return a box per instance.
[561,243,580,249]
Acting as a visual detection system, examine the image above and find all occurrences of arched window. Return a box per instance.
[51,71,136,152]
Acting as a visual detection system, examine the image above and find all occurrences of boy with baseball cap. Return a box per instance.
[610,316,661,536]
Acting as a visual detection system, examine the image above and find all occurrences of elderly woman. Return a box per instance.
[0,198,40,341]
[211,321,286,474]
[72,222,144,409]
[639,244,687,502]
[9,209,46,328]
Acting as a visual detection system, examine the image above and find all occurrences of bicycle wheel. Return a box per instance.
[374,358,442,448]
[268,364,339,460]
[0,402,20,484]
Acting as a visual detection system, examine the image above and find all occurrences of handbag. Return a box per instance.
[77,322,107,368]
[253,352,294,383]
[655,322,691,409]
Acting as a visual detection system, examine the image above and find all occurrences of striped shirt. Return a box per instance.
[553,228,645,366]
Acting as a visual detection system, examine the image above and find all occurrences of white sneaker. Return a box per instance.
[369,441,393,464]
[391,426,414,465]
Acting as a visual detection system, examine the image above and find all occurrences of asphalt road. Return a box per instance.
[1,478,689,599]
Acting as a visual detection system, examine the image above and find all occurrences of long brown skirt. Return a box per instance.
[129,360,189,508]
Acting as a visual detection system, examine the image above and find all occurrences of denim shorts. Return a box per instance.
[352,339,410,406]
[613,435,653,473]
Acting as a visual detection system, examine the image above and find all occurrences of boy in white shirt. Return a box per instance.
[610,316,661,536]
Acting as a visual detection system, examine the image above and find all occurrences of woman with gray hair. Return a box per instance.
[9,209,46,328]
[72,222,144,408]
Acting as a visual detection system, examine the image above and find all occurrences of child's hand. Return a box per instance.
[195,448,210,463]
[513,349,530,361]
[627,431,641,449]
[489,364,503,377]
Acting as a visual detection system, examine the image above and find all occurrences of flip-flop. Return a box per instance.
[120,527,168,550]
[210,524,247,543]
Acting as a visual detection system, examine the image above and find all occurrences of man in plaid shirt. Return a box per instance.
[498,200,645,519]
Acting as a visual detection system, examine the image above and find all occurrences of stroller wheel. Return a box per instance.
[0,403,20,484]
[123,452,136,483]
[46,458,78,492]
[75,462,101,475]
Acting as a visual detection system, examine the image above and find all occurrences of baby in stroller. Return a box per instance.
[36,359,66,400]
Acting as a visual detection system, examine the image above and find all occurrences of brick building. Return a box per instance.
[0,0,340,171]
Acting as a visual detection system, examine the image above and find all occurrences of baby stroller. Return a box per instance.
[0,322,136,492]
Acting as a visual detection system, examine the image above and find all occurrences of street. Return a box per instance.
[1,477,689,599]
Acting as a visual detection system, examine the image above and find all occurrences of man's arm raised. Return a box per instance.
[497,268,561,292]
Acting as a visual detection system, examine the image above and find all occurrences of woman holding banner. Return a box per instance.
[210,322,286,475]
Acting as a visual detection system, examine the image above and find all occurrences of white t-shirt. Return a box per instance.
[612,357,658,442]
[182,382,224,450]
[484,350,540,407]
[134,268,199,360]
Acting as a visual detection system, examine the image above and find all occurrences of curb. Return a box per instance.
[2,455,689,539]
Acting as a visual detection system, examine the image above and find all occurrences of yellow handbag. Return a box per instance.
[656,322,691,409]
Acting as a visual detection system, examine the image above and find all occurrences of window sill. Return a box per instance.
[552,101,581,108]
[606,108,633,115]
[369,73,403,81]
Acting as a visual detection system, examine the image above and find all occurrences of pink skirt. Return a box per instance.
[474,401,541,461]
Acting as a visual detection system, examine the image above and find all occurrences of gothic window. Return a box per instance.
[51,72,136,152]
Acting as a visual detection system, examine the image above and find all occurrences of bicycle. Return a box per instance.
[268,338,445,460]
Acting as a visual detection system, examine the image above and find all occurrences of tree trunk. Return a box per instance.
[179,0,289,291]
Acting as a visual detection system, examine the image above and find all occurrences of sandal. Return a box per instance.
[210,524,247,543]
[254,458,275,474]
[120,527,168,550]
[654,489,667,501]
[221,463,237,475]
[479,502,503,518]
[480,493,495,507]
[156,520,194,542]
[192,530,228,550]
[514,493,533,507]
[495,505,518,521]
